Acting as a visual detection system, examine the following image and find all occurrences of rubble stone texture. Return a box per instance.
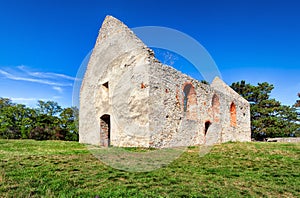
[79,15,251,148]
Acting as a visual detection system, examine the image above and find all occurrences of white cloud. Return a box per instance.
[52,86,63,93]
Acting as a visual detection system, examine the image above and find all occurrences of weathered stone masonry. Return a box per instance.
[79,15,251,148]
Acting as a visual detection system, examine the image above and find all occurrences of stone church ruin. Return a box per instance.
[79,16,251,148]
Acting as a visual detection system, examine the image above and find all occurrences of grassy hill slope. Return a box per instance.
[0,140,299,197]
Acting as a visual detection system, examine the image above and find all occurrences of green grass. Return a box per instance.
[0,140,299,197]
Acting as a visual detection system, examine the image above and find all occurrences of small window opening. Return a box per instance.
[102,82,109,89]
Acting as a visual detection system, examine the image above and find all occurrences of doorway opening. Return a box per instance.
[100,114,110,147]
[204,121,212,136]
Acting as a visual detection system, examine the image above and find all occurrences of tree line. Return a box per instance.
[0,81,299,141]
[231,81,300,140]
[0,99,78,141]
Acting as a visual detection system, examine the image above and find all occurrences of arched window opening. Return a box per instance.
[183,84,192,112]
[212,94,220,123]
[100,114,110,147]
[182,82,197,120]
[230,102,237,127]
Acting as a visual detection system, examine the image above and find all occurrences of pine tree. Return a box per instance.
[231,81,300,140]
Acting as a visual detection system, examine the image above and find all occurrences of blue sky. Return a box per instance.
[0,0,299,107]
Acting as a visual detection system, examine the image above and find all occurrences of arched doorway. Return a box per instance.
[204,121,212,136]
[100,114,110,147]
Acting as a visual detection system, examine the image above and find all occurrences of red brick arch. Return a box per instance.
[182,82,197,120]
[230,102,237,127]
[212,94,220,123]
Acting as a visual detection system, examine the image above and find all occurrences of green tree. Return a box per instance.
[27,100,63,140]
[294,93,300,107]
[0,98,36,139]
[201,80,209,85]
[231,81,300,140]
[0,98,79,141]
[36,100,62,116]
[30,112,61,140]
[0,100,18,138]
[60,107,79,141]
[294,93,300,137]
[0,97,13,108]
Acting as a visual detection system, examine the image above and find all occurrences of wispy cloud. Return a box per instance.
[0,66,74,87]
[18,65,76,81]
[11,97,40,102]
[0,66,77,107]
[9,97,47,107]
[9,97,65,107]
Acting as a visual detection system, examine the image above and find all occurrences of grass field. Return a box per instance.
[0,140,299,197]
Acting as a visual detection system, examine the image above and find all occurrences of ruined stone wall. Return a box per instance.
[147,63,251,147]
[79,15,251,148]
[148,63,208,147]
[211,78,251,142]
[80,16,155,147]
